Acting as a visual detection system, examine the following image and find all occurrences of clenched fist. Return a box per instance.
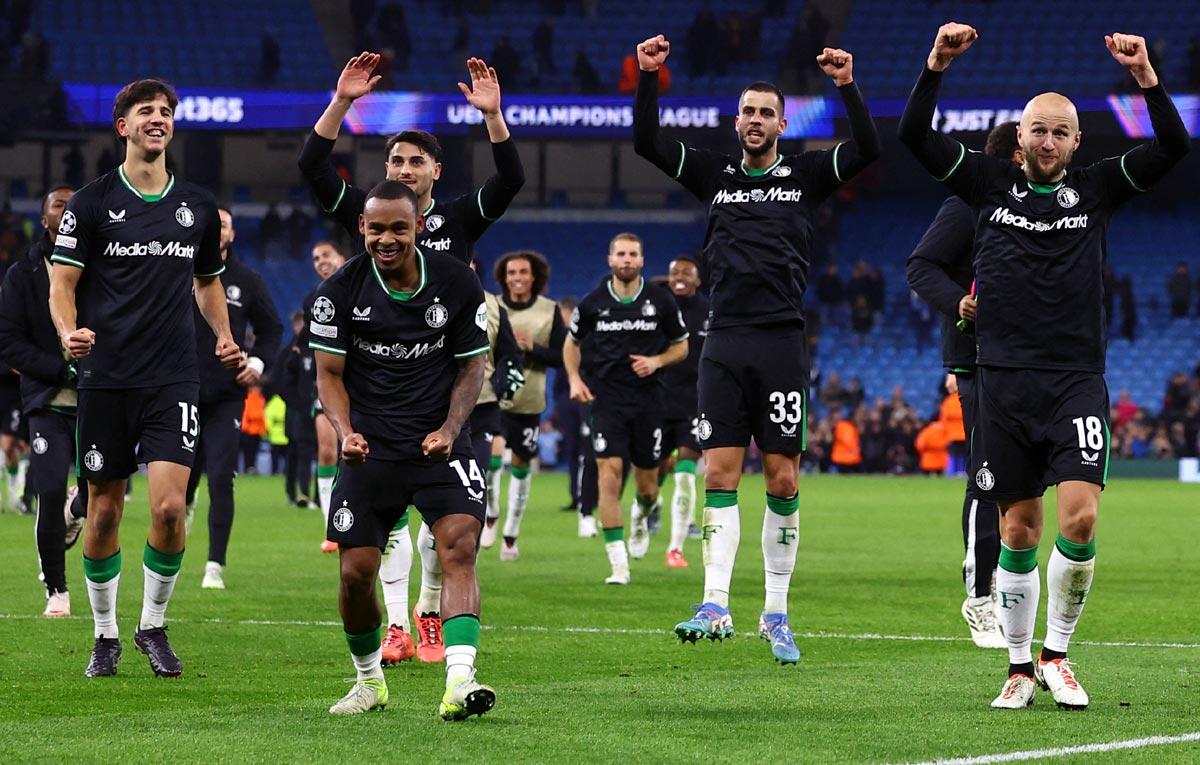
[816,48,854,86]
[928,23,978,71]
[637,34,670,72]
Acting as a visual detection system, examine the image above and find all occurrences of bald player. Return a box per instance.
[900,23,1189,710]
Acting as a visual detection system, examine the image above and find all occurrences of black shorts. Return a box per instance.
[327,447,486,549]
[501,411,542,462]
[663,415,700,456]
[28,410,76,493]
[972,367,1110,502]
[0,387,24,438]
[469,402,501,470]
[697,325,809,455]
[589,395,663,470]
[77,382,200,481]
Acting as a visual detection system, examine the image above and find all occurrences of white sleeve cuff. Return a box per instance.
[246,356,265,375]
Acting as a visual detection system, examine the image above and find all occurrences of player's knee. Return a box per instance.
[438,528,478,571]
[339,556,375,591]
[1060,506,1097,544]
[703,467,739,492]
[88,503,122,537]
[764,472,798,498]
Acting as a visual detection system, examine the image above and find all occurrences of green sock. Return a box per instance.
[766,492,799,516]
[143,542,184,576]
[704,489,738,508]
[675,459,697,474]
[489,455,502,472]
[316,464,337,479]
[83,549,122,583]
[510,464,530,479]
[602,526,624,543]
[443,615,481,686]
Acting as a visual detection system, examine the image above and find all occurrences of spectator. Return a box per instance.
[240,385,268,474]
[452,14,470,56]
[18,30,48,81]
[1113,389,1139,429]
[265,393,289,475]
[1167,262,1191,318]
[685,7,721,79]
[538,419,562,467]
[844,377,866,410]
[96,146,117,177]
[574,49,603,94]
[850,295,875,341]
[831,410,862,473]
[860,412,888,473]
[909,289,935,351]
[491,36,522,89]
[260,32,281,85]
[915,419,950,475]
[1118,276,1138,341]
[815,263,844,325]
[63,144,85,188]
[939,385,966,472]
[618,52,670,94]
[866,264,886,314]
[287,205,312,260]
[532,19,555,80]
[1163,371,1191,417]
[377,1,411,70]
[819,371,845,410]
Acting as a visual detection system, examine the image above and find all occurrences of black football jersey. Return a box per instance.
[308,250,489,459]
[569,278,688,403]
[50,167,224,389]
[662,291,709,419]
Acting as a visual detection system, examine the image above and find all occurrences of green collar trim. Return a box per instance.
[118,165,174,202]
[1025,178,1065,194]
[607,276,644,304]
[741,154,783,177]
[372,248,426,302]
[422,198,436,216]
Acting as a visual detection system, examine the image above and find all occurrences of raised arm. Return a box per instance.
[1105,33,1191,191]
[632,35,682,175]
[816,48,881,177]
[898,23,979,178]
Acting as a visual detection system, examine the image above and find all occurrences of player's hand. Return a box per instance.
[958,294,977,321]
[458,57,501,116]
[629,354,661,378]
[928,23,977,71]
[513,328,533,352]
[945,372,958,395]
[421,427,455,461]
[62,328,95,359]
[816,48,854,86]
[637,34,670,72]
[1106,34,1157,86]
[215,337,242,368]
[342,432,370,464]
[569,377,594,404]
[234,365,262,387]
[335,52,382,102]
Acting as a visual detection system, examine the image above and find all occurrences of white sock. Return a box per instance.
[444,644,477,687]
[352,647,384,681]
[139,565,179,630]
[87,574,120,639]
[668,471,696,552]
[317,474,334,524]
[996,546,1040,665]
[701,502,740,608]
[416,522,442,614]
[605,539,628,573]
[1043,544,1095,654]
[379,520,412,630]
[762,503,799,615]
[502,470,531,539]
[486,463,502,521]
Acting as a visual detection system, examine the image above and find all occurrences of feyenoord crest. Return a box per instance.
[175,203,195,227]
[226,284,242,302]
[1056,186,1080,209]
[32,436,48,455]
[84,448,104,472]
[696,417,713,442]
[975,463,996,491]
[425,214,445,232]
[641,301,657,317]
[592,432,608,453]
[312,296,336,322]
[59,210,77,235]
[771,165,792,177]
[332,502,354,532]
[426,299,449,328]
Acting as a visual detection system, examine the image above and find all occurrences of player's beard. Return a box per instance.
[739,132,776,158]
[1025,150,1072,184]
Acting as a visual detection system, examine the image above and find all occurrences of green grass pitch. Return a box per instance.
[0,472,1197,763]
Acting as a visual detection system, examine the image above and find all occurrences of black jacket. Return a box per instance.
[905,196,977,370]
[195,253,283,403]
[0,237,76,413]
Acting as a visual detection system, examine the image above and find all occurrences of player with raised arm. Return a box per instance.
[659,256,708,568]
[906,121,1024,648]
[633,34,880,663]
[300,51,525,665]
[0,185,88,616]
[483,250,567,559]
[310,180,494,720]
[563,233,688,585]
[48,79,242,678]
[183,205,283,590]
[899,24,1189,708]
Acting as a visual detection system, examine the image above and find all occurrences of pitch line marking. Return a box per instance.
[0,613,1197,649]
[893,730,1200,765]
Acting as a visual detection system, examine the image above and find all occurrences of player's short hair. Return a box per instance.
[985,121,1020,160]
[609,232,643,253]
[112,78,179,129]
[384,130,442,162]
[313,240,349,259]
[41,185,74,216]
[740,81,785,114]
[364,179,420,212]
[217,202,233,218]
[669,254,699,270]
[494,249,551,298]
